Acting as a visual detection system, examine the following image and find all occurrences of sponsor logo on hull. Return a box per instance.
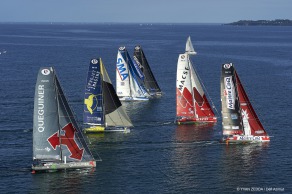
[117,58,129,81]
[224,76,235,110]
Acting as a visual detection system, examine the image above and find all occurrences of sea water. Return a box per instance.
[0,23,291,193]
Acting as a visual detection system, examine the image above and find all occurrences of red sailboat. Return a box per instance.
[175,36,217,124]
[221,63,270,143]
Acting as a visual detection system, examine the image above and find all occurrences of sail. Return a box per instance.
[83,59,104,126]
[176,54,195,118]
[100,58,133,127]
[235,71,268,136]
[33,67,60,161]
[133,45,162,95]
[185,36,197,55]
[116,47,150,99]
[176,47,217,124]
[116,47,131,98]
[188,58,216,120]
[220,63,244,135]
[33,67,94,163]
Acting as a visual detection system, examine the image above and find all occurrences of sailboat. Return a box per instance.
[116,46,151,101]
[220,63,270,143]
[133,45,162,96]
[32,67,98,173]
[175,36,217,124]
[83,58,133,133]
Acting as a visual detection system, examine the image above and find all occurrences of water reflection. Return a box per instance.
[219,143,270,190]
[121,98,166,127]
[174,123,216,142]
[162,124,218,191]
[30,169,96,194]
[121,100,151,118]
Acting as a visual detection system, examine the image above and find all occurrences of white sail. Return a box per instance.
[116,49,131,98]
[129,66,150,99]
[116,47,150,101]
[185,36,197,55]
[176,53,194,114]
[242,109,251,136]
[188,57,204,98]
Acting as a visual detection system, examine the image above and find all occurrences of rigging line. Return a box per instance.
[54,72,63,160]
[190,58,220,117]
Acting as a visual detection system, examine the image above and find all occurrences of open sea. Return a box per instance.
[0,23,291,193]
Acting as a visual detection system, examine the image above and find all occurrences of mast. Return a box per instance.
[187,54,197,118]
[185,36,197,118]
[54,69,63,161]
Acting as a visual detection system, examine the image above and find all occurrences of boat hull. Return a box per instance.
[176,117,217,125]
[222,135,270,144]
[149,91,163,97]
[84,126,105,133]
[32,161,96,172]
[84,126,130,133]
[119,96,149,101]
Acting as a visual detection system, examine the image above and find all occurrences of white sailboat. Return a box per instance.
[116,46,151,101]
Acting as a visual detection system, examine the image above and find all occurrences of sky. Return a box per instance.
[0,0,291,23]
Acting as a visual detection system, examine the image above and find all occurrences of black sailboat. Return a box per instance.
[133,45,162,96]
[32,67,99,172]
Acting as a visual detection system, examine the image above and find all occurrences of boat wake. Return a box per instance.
[133,120,174,128]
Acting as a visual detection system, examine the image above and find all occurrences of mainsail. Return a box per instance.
[84,58,133,132]
[133,45,162,96]
[116,47,150,101]
[221,63,269,138]
[220,63,244,135]
[32,67,96,172]
[175,37,217,124]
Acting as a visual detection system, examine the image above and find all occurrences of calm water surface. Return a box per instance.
[0,23,291,193]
